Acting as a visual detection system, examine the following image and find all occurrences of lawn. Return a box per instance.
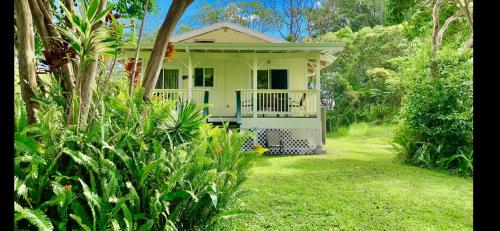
[233,123,473,230]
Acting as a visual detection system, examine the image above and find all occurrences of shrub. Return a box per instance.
[14,79,264,230]
[393,44,472,176]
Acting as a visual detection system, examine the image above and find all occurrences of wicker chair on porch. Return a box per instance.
[288,92,307,117]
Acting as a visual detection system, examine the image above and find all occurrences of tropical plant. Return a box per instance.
[14,77,264,230]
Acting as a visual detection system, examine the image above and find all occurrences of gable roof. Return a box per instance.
[171,22,288,43]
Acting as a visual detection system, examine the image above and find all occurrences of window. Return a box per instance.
[251,69,288,89]
[155,69,179,89]
[194,68,214,87]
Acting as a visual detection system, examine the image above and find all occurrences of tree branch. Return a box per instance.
[431,0,443,57]
[436,10,462,48]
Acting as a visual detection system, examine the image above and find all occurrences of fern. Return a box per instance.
[14,202,54,231]
[70,214,91,231]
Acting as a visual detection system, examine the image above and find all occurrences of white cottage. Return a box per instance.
[123,22,344,154]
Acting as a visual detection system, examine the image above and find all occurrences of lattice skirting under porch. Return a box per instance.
[241,128,321,155]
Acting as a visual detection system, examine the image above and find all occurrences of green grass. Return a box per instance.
[233,123,473,230]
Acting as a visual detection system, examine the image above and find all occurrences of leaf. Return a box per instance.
[69,214,91,231]
[111,219,120,231]
[86,0,100,21]
[93,4,114,24]
[14,133,39,154]
[139,158,163,186]
[125,182,141,212]
[122,204,133,231]
[14,202,54,231]
[79,178,101,211]
[162,190,198,202]
[138,219,154,231]
[64,149,99,173]
[208,191,218,208]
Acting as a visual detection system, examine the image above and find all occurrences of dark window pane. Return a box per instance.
[194,68,204,87]
[204,68,214,87]
[257,70,268,89]
[205,75,213,87]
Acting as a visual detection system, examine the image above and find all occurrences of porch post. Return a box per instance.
[188,56,193,101]
[316,54,321,118]
[252,57,258,118]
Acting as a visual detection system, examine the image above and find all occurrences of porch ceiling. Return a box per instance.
[124,42,344,71]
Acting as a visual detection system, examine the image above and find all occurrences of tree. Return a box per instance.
[384,0,420,25]
[431,0,473,56]
[270,0,314,42]
[142,0,195,101]
[186,0,277,33]
[15,0,38,124]
[28,0,76,104]
[308,0,386,37]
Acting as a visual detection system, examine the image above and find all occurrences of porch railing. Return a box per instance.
[153,89,209,116]
[236,89,319,123]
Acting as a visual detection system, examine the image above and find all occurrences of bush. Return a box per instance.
[14,80,264,230]
[393,45,473,176]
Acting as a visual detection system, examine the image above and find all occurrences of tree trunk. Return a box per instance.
[431,0,442,58]
[77,60,98,129]
[129,0,149,96]
[77,0,108,129]
[142,0,194,101]
[28,0,76,117]
[15,0,38,124]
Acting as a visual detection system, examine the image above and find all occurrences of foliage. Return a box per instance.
[112,0,159,19]
[393,44,473,176]
[384,0,420,25]
[318,25,410,131]
[309,0,386,36]
[14,79,264,230]
[58,0,116,65]
[184,0,277,33]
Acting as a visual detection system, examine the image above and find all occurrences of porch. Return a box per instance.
[151,88,320,122]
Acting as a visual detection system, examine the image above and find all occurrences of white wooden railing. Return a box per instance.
[236,89,319,120]
[152,89,208,105]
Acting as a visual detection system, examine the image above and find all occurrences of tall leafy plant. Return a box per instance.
[56,0,115,129]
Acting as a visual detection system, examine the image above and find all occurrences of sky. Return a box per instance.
[140,0,284,39]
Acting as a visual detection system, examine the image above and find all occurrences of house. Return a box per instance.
[123,22,344,154]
